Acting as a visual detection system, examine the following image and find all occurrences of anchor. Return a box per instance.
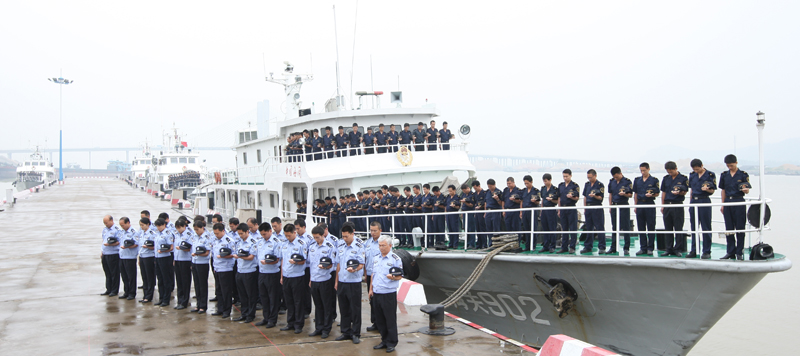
[535,274,578,318]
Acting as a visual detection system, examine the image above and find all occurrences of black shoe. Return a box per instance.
[137,286,143,289]
[176,305,187,310]
[278,309,287,315]
[211,311,223,316]
[244,317,254,323]
[280,326,293,331]
[193,295,197,299]
[537,248,549,253]
[265,322,276,328]
[173,305,180,309]
[623,249,630,255]
[597,249,607,255]
[647,250,654,255]
[108,293,118,297]
[256,303,263,310]
[737,254,744,261]
[209,297,218,302]
[352,336,361,344]
[234,302,241,307]
[159,302,170,307]
[198,310,206,314]
[386,346,395,353]
[568,248,575,253]
[606,249,617,255]
[686,251,697,258]
[374,342,387,349]
[366,325,378,332]
[579,248,592,254]
[100,292,110,296]
[140,299,151,304]
[720,253,736,260]
[309,330,322,337]
[233,316,246,322]
[549,248,557,253]
[335,334,351,341]
[635,249,647,256]
[701,253,711,259]
[126,296,135,300]
[294,329,302,334]
[255,319,269,326]
[191,309,200,313]
[221,313,230,318]
[673,251,683,257]
[118,294,128,299]
[321,331,329,339]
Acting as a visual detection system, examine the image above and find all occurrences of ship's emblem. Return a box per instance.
[396,145,413,166]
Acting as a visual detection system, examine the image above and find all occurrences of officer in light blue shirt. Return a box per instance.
[369,235,404,352]
[335,223,365,343]
[172,219,194,309]
[247,218,261,243]
[279,224,308,333]
[137,217,158,303]
[233,223,259,322]
[190,221,212,313]
[117,218,139,302]
[255,223,282,327]
[153,218,175,307]
[158,212,176,233]
[364,221,383,331]
[271,217,286,243]
[211,222,236,317]
[295,219,314,318]
[308,226,336,337]
[101,215,122,297]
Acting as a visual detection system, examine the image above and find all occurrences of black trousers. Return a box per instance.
[216,271,235,314]
[211,258,221,300]
[155,256,174,304]
[303,268,312,315]
[366,275,376,326]
[232,261,239,303]
[663,204,685,253]
[192,263,209,310]
[311,278,335,333]
[636,202,657,251]
[723,203,747,255]
[235,271,259,319]
[337,282,362,337]
[101,254,120,294]
[283,275,305,330]
[174,260,192,307]
[139,257,156,301]
[120,258,137,298]
[374,292,399,347]
[258,272,282,324]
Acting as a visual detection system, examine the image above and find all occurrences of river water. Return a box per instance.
[471,170,796,355]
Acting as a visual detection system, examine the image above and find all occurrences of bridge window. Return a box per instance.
[24,162,30,166]
[189,158,196,164]
[170,158,178,164]
[339,188,350,197]
[179,158,187,163]
[242,152,248,165]
[257,149,262,163]
[270,193,275,208]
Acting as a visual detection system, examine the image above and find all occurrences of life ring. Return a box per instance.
[214,171,221,183]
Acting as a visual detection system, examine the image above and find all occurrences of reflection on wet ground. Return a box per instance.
[0,179,520,355]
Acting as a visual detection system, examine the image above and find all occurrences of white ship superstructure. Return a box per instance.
[15,147,56,192]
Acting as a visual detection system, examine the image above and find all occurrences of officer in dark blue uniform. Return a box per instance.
[348,123,362,156]
[359,191,370,233]
[379,185,391,232]
[660,161,688,257]
[460,183,477,249]
[440,121,454,150]
[421,184,434,246]
[558,169,580,254]
[472,181,488,249]
[302,130,313,161]
[503,177,522,241]
[363,127,376,155]
[607,166,633,255]
[387,124,399,152]
[540,174,559,253]
[484,179,503,245]
[431,186,447,246]
[412,122,426,151]
[445,185,461,249]
[688,158,716,259]
[375,124,388,154]
[335,126,349,157]
[719,154,749,260]
[399,123,413,150]
[581,169,605,254]
[633,162,660,256]
[401,187,414,247]
[519,176,540,250]
[322,126,335,159]
[426,120,439,151]
[312,129,323,161]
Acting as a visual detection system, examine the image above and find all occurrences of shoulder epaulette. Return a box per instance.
[325,242,334,248]
[354,240,364,248]
[297,238,306,245]
[392,253,400,260]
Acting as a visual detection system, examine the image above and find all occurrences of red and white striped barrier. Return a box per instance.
[396,278,427,305]
[445,312,538,353]
[538,334,619,356]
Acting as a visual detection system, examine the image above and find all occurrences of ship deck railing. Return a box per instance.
[319,196,772,253]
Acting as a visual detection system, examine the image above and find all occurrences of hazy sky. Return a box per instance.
[2,1,798,168]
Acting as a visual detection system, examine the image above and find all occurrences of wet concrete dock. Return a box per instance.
[0,179,521,355]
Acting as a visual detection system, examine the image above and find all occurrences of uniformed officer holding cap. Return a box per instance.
[190,220,212,313]
[719,154,749,260]
[172,219,194,309]
[137,217,157,303]
[211,222,236,318]
[101,215,122,297]
[335,223,365,344]
[153,218,174,307]
[279,224,307,334]
[369,235,404,353]
[308,226,336,338]
[255,223,282,328]
[117,217,138,300]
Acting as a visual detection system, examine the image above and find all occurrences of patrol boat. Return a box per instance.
[130,141,154,188]
[14,146,57,191]
[144,126,206,199]
[194,63,789,356]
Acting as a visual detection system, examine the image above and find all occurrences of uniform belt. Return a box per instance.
[611,202,628,205]
[663,201,682,205]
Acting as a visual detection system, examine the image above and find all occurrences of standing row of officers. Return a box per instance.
[284,120,456,161]
[100,212,405,353]
[302,154,750,260]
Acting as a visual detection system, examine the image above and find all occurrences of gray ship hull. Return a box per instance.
[15,180,43,192]
[414,252,791,356]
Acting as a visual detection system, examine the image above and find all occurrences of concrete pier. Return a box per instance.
[0,179,520,355]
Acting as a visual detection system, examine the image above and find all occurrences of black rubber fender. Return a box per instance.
[394,249,420,281]
[747,204,771,228]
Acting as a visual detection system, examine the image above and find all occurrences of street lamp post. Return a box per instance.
[48,72,73,182]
